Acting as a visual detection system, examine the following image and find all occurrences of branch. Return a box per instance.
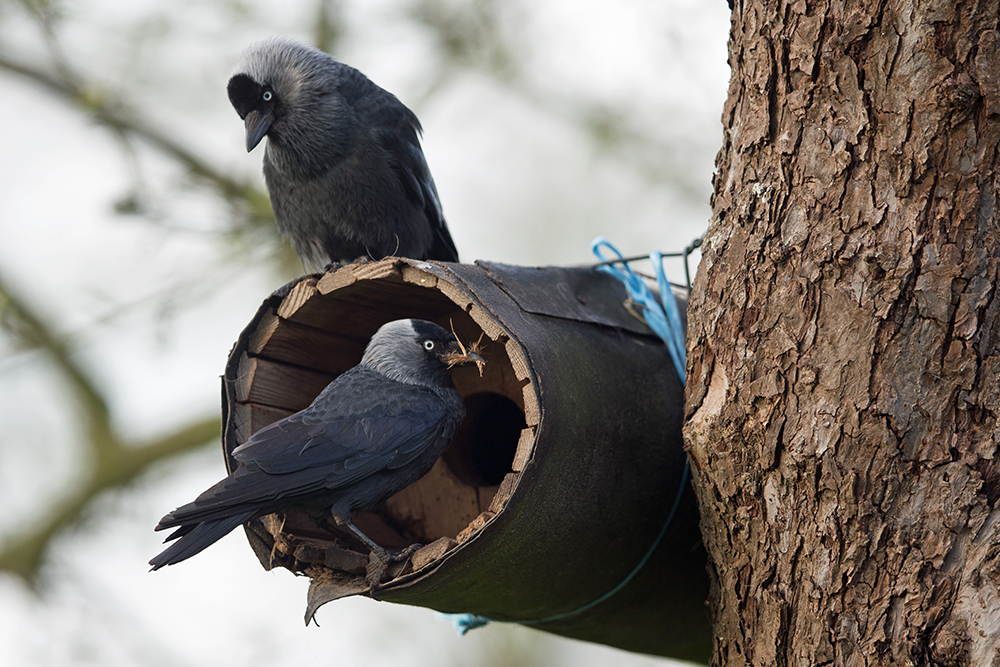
[0,274,221,581]
[0,417,221,582]
[0,51,274,224]
[0,273,113,448]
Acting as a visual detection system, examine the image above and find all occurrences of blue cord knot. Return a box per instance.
[591,237,686,382]
[449,613,491,635]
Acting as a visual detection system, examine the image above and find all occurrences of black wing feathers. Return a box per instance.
[231,370,449,474]
[155,368,450,530]
[358,84,459,262]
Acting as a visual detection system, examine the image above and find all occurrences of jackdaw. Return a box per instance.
[227,38,459,268]
[149,319,483,581]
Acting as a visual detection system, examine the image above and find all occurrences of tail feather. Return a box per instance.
[148,512,254,570]
[161,523,196,543]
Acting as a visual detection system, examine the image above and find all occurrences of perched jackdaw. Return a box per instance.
[149,319,483,581]
[227,38,459,268]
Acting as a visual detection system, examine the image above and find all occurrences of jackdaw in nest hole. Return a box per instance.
[150,319,484,584]
[227,38,459,269]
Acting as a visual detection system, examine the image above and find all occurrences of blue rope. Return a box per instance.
[449,612,491,635]
[445,237,692,634]
[592,238,687,383]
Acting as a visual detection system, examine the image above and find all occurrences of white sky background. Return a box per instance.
[0,0,731,665]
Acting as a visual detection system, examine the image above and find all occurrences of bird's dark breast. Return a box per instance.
[264,146,434,264]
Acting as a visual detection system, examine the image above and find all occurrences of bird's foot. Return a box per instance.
[389,542,423,562]
[365,543,423,587]
[321,260,343,273]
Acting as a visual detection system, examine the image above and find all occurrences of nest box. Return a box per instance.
[221,258,710,662]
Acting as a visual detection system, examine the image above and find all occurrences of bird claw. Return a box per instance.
[364,543,423,587]
[390,542,423,562]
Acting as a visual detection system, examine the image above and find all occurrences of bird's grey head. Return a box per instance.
[227,38,354,168]
[361,319,483,387]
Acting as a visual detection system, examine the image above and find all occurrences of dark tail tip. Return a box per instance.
[148,513,251,571]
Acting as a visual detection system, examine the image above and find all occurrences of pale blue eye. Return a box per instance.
[423,340,435,350]
[262,90,273,102]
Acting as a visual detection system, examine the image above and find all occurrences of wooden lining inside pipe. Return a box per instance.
[222,259,534,583]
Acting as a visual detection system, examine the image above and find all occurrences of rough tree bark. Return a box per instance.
[685,1,1000,665]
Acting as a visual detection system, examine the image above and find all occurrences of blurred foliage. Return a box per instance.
[412,0,521,82]
[0,274,220,582]
[313,0,343,54]
[0,0,290,582]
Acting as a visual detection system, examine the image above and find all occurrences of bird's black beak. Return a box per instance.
[244,109,273,152]
[440,341,486,376]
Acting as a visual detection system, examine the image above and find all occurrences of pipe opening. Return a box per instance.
[445,392,525,487]
[225,266,535,577]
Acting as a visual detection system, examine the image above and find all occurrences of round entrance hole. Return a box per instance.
[445,392,526,487]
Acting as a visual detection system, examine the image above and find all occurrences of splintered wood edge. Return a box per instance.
[488,473,520,514]
[247,309,280,355]
[352,259,406,282]
[433,277,475,313]
[235,353,258,403]
[512,427,535,472]
[411,537,459,571]
[399,263,539,547]
[456,511,495,544]
[315,267,357,293]
[315,258,406,295]
[276,277,320,318]
[401,264,438,288]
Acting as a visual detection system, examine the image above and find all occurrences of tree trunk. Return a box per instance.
[685,1,1000,664]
